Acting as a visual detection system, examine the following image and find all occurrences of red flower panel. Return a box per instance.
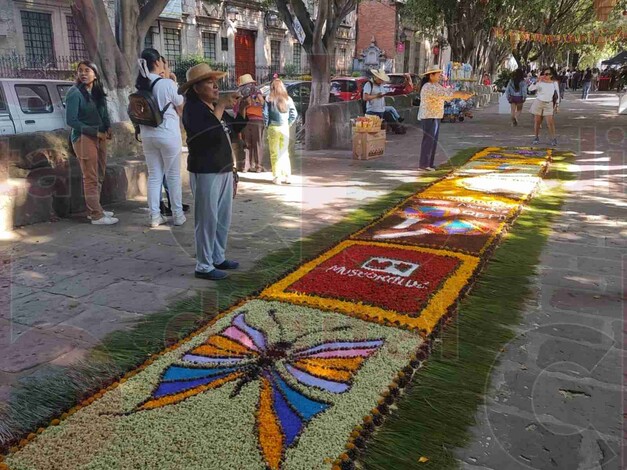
[286,244,461,316]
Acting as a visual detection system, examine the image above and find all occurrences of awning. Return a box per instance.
[601,50,627,66]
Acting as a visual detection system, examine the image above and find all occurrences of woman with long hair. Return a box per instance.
[505,68,528,127]
[136,48,186,228]
[417,67,473,170]
[528,66,561,146]
[65,61,117,225]
[263,78,297,185]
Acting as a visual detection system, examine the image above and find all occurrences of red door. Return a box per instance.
[235,30,256,81]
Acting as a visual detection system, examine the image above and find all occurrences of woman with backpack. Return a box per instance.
[135,48,185,228]
[263,78,297,185]
[505,68,528,127]
[65,61,117,225]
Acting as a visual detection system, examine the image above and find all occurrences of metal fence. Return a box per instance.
[0,55,79,80]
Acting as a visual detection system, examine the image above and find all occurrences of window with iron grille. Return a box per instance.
[270,40,281,72]
[66,16,87,62]
[163,28,181,61]
[144,31,154,50]
[293,45,301,71]
[21,11,55,60]
[202,33,216,61]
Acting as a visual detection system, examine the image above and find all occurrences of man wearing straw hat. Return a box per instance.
[236,73,266,172]
[179,63,248,280]
[363,68,390,119]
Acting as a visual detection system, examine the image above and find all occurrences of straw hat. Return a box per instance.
[370,69,390,82]
[237,74,256,87]
[178,63,227,94]
[421,66,444,77]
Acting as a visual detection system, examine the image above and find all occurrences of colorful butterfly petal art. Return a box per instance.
[134,311,384,470]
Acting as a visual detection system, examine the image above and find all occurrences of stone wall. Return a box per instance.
[1,123,149,229]
[305,94,419,150]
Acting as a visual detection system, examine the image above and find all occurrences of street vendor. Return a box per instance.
[363,68,390,119]
[418,66,473,171]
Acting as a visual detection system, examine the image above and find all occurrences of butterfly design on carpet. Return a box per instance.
[135,311,384,470]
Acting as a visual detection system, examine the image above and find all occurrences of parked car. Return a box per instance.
[0,78,73,135]
[385,73,420,96]
[330,76,369,102]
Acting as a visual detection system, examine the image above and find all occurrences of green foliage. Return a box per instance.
[352,71,364,77]
[172,54,208,83]
[494,69,513,91]
[283,63,301,78]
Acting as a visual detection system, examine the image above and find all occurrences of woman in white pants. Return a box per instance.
[136,48,185,227]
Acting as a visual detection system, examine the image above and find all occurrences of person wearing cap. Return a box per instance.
[236,74,266,172]
[418,66,473,170]
[180,64,248,281]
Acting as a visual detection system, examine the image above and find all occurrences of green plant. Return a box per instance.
[352,71,364,77]
[494,69,513,92]
[283,63,300,78]
[172,55,208,83]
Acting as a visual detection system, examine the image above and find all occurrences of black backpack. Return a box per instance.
[128,78,172,139]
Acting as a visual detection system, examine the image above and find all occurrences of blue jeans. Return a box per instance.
[419,119,440,168]
[582,81,591,99]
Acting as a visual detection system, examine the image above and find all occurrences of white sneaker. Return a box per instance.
[91,215,119,225]
[272,177,282,185]
[87,211,114,220]
[150,215,168,228]
[173,214,186,226]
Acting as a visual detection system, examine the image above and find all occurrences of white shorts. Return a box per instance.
[530,99,554,116]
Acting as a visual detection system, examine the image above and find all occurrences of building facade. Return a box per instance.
[354,0,451,74]
[0,0,357,82]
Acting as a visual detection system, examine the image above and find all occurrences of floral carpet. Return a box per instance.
[2,147,551,470]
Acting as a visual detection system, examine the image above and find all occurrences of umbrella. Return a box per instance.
[602,50,627,66]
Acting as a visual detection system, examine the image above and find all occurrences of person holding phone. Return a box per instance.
[363,69,390,120]
[179,64,248,280]
[528,67,560,147]
[418,66,473,170]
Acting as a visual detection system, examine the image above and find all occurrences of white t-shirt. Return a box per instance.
[363,81,385,113]
[139,73,184,139]
[528,81,560,104]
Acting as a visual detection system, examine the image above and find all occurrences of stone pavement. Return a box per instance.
[1,90,625,467]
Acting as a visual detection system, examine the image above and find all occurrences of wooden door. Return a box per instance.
[235,30,256,81]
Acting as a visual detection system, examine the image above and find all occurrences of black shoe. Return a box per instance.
[398,117,405,123]
[195,269,228,280]
[214,260,239,270]
[159,201,172,216]
[182,203,190,213]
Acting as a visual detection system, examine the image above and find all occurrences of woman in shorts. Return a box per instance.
[528,67,560,147]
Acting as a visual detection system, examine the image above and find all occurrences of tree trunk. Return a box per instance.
[309,53,331,106]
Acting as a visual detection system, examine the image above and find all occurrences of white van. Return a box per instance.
[0,78,74,135]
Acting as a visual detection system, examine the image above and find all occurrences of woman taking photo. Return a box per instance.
[65,61,116,225]
[263,78,297,185]
[505,68,528,127]
[528,67,560,147]
[180,64,247,281]
[135,48,185,228]
[418,66,473,170]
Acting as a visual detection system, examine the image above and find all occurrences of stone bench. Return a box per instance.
[305,93,419,150]
[0,123,153,230]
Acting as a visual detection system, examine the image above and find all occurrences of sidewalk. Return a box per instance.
[1,91,624,465]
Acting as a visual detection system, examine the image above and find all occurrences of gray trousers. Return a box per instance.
[189,172,233,273]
